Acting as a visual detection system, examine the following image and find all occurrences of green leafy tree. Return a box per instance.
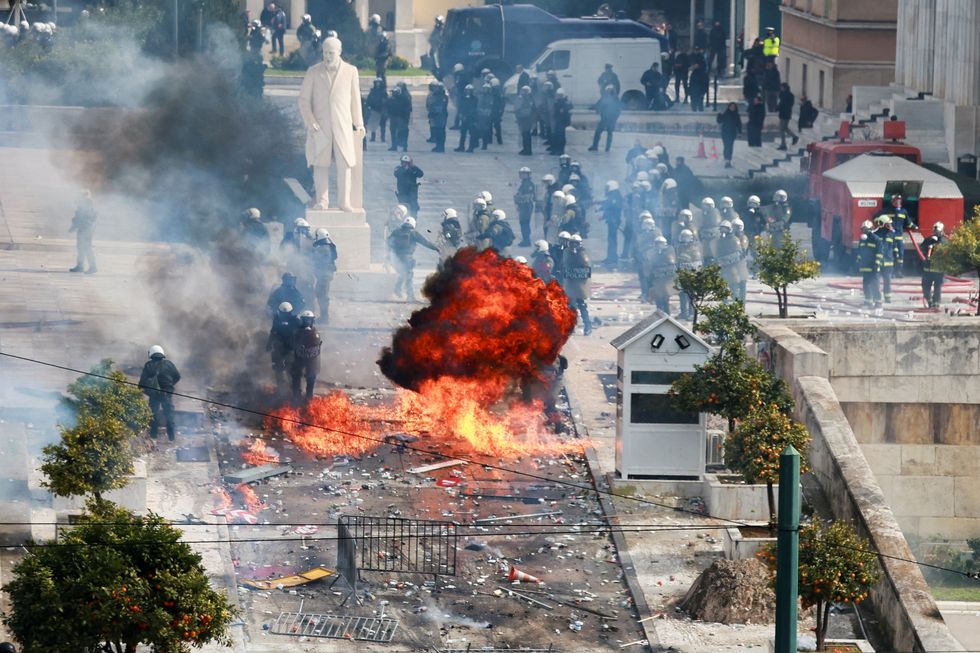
[41,360,151,501]
[759,521,880,650]
[3,500,236,653]
[309,0,367,56]
[754,236,821,318]
[930,212,980,315]
[675,264,730,328]
[725,404,811,525]
[696,300,756,347]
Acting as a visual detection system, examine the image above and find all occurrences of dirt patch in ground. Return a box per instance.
[679,558,775,624]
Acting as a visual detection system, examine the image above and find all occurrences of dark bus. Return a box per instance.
[437,4,661,81]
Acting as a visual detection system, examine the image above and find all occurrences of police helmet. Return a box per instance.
[558,231,572,240]
[369,13,381,24]
[299,310,315,323]
[552,190,565,200]
[701,197,715,209]
[564,194,576,205]
[325,29,337,38]
[570,160,581,170]
[654,235,668,245]
[400,154,412,164]
[519,85,531,95]
[639,210,653,220]
[542,173,556,184]
[678,209,694,221]
[519,166,531,175]
[148,345,165,359]
[481,190,493,203]
[559,154,571,165]
[641,218,656,231]
[748,195,762,208]
[773,189,788,203]
[403,216,417,228]
[491,78,501,87]
[514,255,528,264]
[302,13,311,21]
[314,228,329,241]
[569,173,581,183]
[481,67,491,75]
[561,184,575,194]
[732,218,745,230]
[246,207,261,219]
[678,229,695,243]
[393,204,409,218]
[534,239,549,252]
[661,178,678,191]
[606,180,619,192]
[720,220,732,231]
[454,63,465,72]
[640,180,652,192]
[652,145,665,157]
[720,196,734,209]
[282,271,296,281]
[555,88,566,97]
[654,162,668,174]
[635,171,650,182]
[464,83,474,91]
[435,15,444,24]
[373,77,384,86]
[570,234,583,243]
[492,209,506,220]
[278,301,293,313]
[442,208,458,219]
[645,149,658,159]
[473,197,488,209]
[294,218,310,229]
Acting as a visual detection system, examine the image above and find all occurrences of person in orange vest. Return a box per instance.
[762,27,780,61]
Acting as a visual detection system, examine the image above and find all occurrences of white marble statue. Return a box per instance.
[298,36,365,211]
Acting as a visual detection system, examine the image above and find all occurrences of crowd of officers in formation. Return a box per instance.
[377,146,801,332]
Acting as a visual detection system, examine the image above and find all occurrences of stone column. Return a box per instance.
[288,0,304,29]
[915,0,935,93]
[894,0,907,86]
[933,0,949,98]
[951,0,980,106]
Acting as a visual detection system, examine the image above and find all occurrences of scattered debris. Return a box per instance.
[407,459,467,474]
[679,558,777,624]
[239,566,335,590]
[223,463,293,484]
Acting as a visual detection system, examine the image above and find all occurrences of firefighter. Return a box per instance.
[856,220,882,308]
[531,239,554,283]
[598,180,623,265]
[675,228,703,320]
[69,190,97,273]
[266,301,298,389]
[311,228,337,322]
[766,189,792,246]
[874,214,897,303]
[266,272,305,317]
[438,207,464,258]
[291,310,321,403]
[697,196,722,265]
[878,194,914,276]
[744,194,765,243]
[921,221,946,309]
[648,235,676,313]
[563,234,593,335]
[388,216,438,301]
[731,218,750,302]
[483,209,516,256]
[469,196,492,248]
[138,345,181,441]
[716,220,742,300]
[514,166,536,246]
[394,155,423,216]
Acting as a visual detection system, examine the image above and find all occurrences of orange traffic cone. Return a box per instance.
[695,132,707,159]
[507,565,542,584]
[709,140,719,159]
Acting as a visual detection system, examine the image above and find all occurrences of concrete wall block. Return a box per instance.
[890,476,955,517]
[953,476,980,518]
[940,329,980,375]
[842,402,884,443]
[861,444,902,476]
[833,329,896,377]
[889,404,934,445]
[831,376,871,403]
[899,445,937,475]
[936,445,980,476]
[937,403,980,445]
[916,516,980,540]
[895,329,945,376]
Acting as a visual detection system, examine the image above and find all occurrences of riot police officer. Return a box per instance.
[562,234,593,335]
[394,155,423,216]
[675,229,703,320]
[766,189,792,246]
[698,196,722,265]
[267,301,299,389]
[648,235,677,313]
[531,239,555,282]
[138,346,182,441]
[266,272,305,317]
[483,209,516,256]
[438,208,464,258]
[291,310,321,403]
[311,228,337,322]
[716,220,743,300]
[514,166,536,246]
[388,216,438,300]
[599,180,624,265]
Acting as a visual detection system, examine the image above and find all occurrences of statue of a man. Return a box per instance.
[298,36,365,211]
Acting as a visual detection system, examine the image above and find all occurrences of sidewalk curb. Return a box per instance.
[563,381,664,652]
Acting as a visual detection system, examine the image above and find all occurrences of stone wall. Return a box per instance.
[754,320,965,653]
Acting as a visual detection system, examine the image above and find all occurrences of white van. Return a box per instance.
[504,37,663,109]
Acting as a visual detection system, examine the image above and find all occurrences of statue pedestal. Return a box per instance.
[305,208,371,271]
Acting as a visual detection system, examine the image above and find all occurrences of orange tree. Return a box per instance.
[760,520,880,651]
[724,404,810,525]
[670,301,793,434]
[674,264,730,328]
[754,236,821,318]
[3,500,235,653]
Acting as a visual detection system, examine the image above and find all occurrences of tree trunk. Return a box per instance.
[727,417,735,434]
[817,601,831,650]
[94,491,103,502]
[975,272,980,315]
[766,480,776,534]
[778,286,788,318]
[692,304,700,328]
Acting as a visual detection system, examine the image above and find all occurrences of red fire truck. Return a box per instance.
[802,120,965,268]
